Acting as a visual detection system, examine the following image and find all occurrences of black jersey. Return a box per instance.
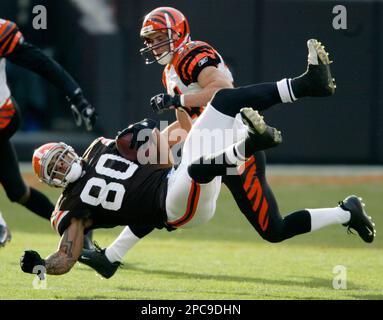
[51,137,171,235]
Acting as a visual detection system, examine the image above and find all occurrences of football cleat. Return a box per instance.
[240,107,282,150]
[78,242,122,279]
[293,39,336,97]
[339,195,376,243]
[0,224,11,247]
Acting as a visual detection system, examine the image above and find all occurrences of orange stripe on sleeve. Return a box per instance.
[186,52,216,77]
[5,31,22,55]
[0,21,16,43]
[0,33,13,55]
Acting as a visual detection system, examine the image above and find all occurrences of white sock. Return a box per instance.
[0,212,7,227]
[105,226,141,263]
[276,78,297,103]
[307,207,351,231]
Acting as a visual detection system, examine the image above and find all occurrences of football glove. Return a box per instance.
[20,250,45,274]
[116,118,157,150]
[150,93,183,114]
[68,91,97,131]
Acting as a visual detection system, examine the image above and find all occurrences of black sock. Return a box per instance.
[187,152,236,184]
[282,210,311,239]
[22,188,54,220]
[211,83,282,117]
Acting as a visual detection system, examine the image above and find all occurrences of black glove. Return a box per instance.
[20,250,46,274]
[116,118,157,150]
[68,91,97,131]
[150,93,182,114]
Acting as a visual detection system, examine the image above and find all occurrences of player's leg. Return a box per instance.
[207,39,335,117]
[0,99,54,221]
[224,152,375,243]
[187,107,282,184]
[0,211,11,247]
[78,225,154,279]
[0,140,54,220]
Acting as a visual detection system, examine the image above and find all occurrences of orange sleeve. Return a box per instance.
[0,20,24,57]
[175,43,221,86]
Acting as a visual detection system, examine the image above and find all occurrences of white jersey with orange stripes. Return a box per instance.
[0,19,23,106]
[0,58,10,107]
[162,40,233,120]
[161,41,247,228]
[0,19,23,128]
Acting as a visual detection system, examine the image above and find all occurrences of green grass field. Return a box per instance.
[0,171,382,300]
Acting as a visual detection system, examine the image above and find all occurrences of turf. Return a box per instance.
[0,173,382,300]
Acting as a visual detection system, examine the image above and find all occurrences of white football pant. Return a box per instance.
[165,104,247,228]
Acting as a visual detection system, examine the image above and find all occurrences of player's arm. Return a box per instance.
[152,127,174,166]
[161,120,189,148]
[174,66,233,134]
[4,28,96,130]
[183,66,233,108]
[6,41,81,100]
[20,218,85,275]
[158,67,233,141]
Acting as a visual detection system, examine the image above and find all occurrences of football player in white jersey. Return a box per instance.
[79,7,240,273]
[0,18,96,247]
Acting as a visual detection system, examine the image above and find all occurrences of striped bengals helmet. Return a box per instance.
[140,7,190,65]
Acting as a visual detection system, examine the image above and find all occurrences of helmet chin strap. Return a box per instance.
[157,51,173,65]
[65,161,83,183]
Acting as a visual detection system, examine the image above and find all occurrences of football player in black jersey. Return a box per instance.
[20,79,375,276]
[0,18,96,247]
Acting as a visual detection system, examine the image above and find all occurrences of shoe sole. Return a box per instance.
[307,39,337,93]
[241,108,282,145]
[240,108,267,134]
[342,196,376,243]
[354,196,376,242]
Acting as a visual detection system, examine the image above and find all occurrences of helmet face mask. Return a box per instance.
[32,142,82,188]
[140,7,190,65]
[140,31,177,65]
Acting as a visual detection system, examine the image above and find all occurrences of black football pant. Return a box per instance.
[0,98,54,220]
[222,151,311,242]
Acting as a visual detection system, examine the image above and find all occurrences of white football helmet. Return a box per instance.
[32,142,83,188]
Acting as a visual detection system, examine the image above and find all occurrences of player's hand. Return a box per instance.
[20,250,45,274]
[68,92,97,131]
[150,93,183,114]
[117,118,157,150]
